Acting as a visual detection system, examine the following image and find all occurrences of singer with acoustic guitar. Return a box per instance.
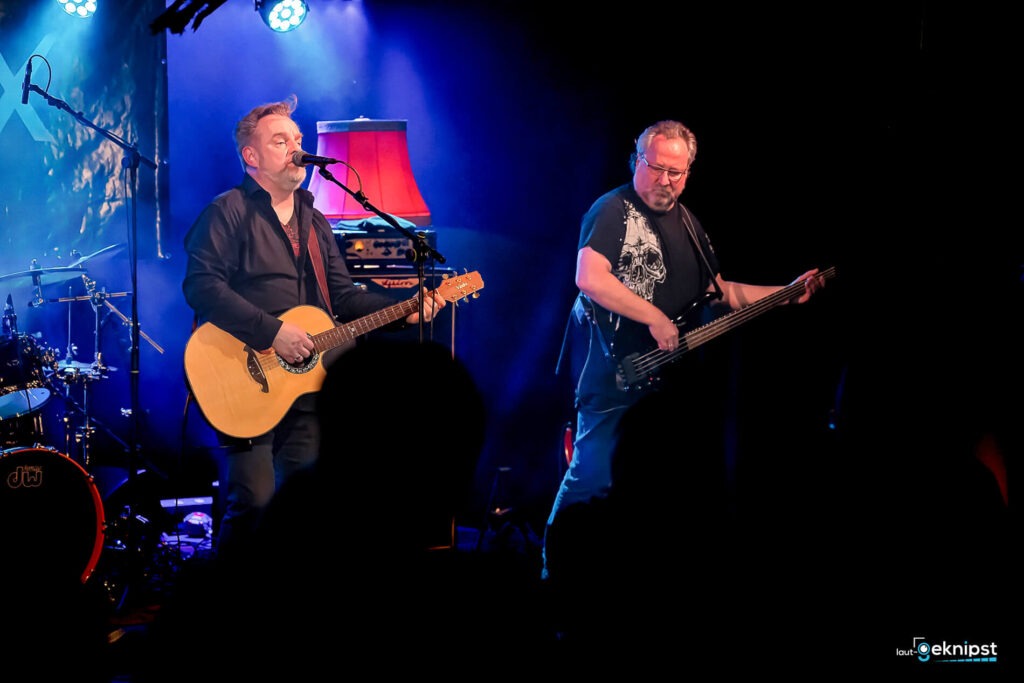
[182,95,446,565]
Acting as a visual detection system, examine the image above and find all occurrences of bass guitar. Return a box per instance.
[184,271,484,438]
[616,266,836,391]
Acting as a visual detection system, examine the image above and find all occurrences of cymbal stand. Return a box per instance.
[41,277,165,474]
[54,371,128,468]
[68,275,164,354]
[65,284,77,363]
[27,263,47,310]
[84,274,163,356]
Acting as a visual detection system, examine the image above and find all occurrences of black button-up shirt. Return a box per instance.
[183,173,400,351]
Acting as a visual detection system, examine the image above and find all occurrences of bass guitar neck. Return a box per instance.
[617,266,837,392]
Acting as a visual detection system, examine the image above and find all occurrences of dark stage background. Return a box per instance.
[1,0,1017,657]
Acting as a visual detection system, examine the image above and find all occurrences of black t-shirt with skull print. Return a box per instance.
[578,183,719,360]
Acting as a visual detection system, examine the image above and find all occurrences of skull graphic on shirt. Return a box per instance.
[616,202,665,301]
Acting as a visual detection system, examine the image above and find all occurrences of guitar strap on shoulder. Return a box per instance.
[307,230,335,320]
[678,204,723,302]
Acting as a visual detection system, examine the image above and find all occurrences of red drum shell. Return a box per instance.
[0,446,105,584]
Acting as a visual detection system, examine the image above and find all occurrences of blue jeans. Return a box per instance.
[543,314,644,575]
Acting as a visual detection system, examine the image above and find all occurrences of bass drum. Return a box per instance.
[0,446,105,585]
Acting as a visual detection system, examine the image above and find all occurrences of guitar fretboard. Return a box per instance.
[313,297,420,352]
[620,266,837,390]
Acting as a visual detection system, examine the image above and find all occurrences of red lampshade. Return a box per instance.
[308,119,431,227]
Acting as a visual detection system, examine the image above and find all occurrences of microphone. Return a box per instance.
[21,59,32,105]
[291,150,341,166]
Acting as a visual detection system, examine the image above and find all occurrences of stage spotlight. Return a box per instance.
[58,0,96,18]
[256,0,309,33]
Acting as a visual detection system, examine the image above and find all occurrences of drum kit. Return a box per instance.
[0,244,169,597]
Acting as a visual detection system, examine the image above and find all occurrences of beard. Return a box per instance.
[645,186,676,212]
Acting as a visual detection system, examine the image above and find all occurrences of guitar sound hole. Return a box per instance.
[277,351,319,375]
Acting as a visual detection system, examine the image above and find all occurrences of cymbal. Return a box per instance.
[0,266,86,287]
[70,243,127,268]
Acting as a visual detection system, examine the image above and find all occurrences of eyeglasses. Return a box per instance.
[639,152,689,183]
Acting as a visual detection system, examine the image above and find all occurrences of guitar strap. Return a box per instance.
[677,204,723,301]
[307,229,335,320]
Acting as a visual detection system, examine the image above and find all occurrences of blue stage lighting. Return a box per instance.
[256,0,309,33]
[57,0,96,18]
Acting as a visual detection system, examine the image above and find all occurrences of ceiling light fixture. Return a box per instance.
[255,0,309,33]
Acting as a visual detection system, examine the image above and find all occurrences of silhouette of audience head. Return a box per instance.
[314,337,487,551]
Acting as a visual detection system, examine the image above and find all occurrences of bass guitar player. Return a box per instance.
[542,119,828,583]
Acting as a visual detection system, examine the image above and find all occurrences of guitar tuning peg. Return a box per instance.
[471,292,480,299]
[441,273,449,280]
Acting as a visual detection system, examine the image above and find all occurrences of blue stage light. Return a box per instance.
[57,0,96,18]
[256,0,309,33]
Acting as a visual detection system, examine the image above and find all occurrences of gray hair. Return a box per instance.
[634,120,697,167]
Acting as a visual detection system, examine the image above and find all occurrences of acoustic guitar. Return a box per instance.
[184,271,484,438]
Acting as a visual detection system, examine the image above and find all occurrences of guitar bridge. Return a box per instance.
[243,345,269,393]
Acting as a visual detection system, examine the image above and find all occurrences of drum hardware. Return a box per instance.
[55,358,118,381]
[39,340,129,469]
[2,247,172,610]
[28,272,163,466]
[44,272,172,597]
[2,294,16,337]
[44,274,164,354]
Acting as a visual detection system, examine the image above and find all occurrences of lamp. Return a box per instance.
[58,0,96,18]
[256,0,309,33]
[308,119,431,228]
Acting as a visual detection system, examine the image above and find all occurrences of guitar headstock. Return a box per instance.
[437,270,484,303]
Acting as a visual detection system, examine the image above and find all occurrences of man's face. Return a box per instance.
[633,135,691,213]
[244,113,307,194]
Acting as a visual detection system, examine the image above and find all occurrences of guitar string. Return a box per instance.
[627,267,836,378]
[255,298,421,371]
[627,266,836,376]
[254,275,479,370]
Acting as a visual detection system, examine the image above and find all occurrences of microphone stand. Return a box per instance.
[314,163,445,342]
[26,83,156,563]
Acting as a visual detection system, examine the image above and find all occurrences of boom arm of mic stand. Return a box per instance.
[29,85,157,170]
[315,166,447,342]
[314,166,446,264]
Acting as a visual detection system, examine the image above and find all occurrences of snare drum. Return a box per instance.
[0,446,105,584]
[0,334,55,420]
